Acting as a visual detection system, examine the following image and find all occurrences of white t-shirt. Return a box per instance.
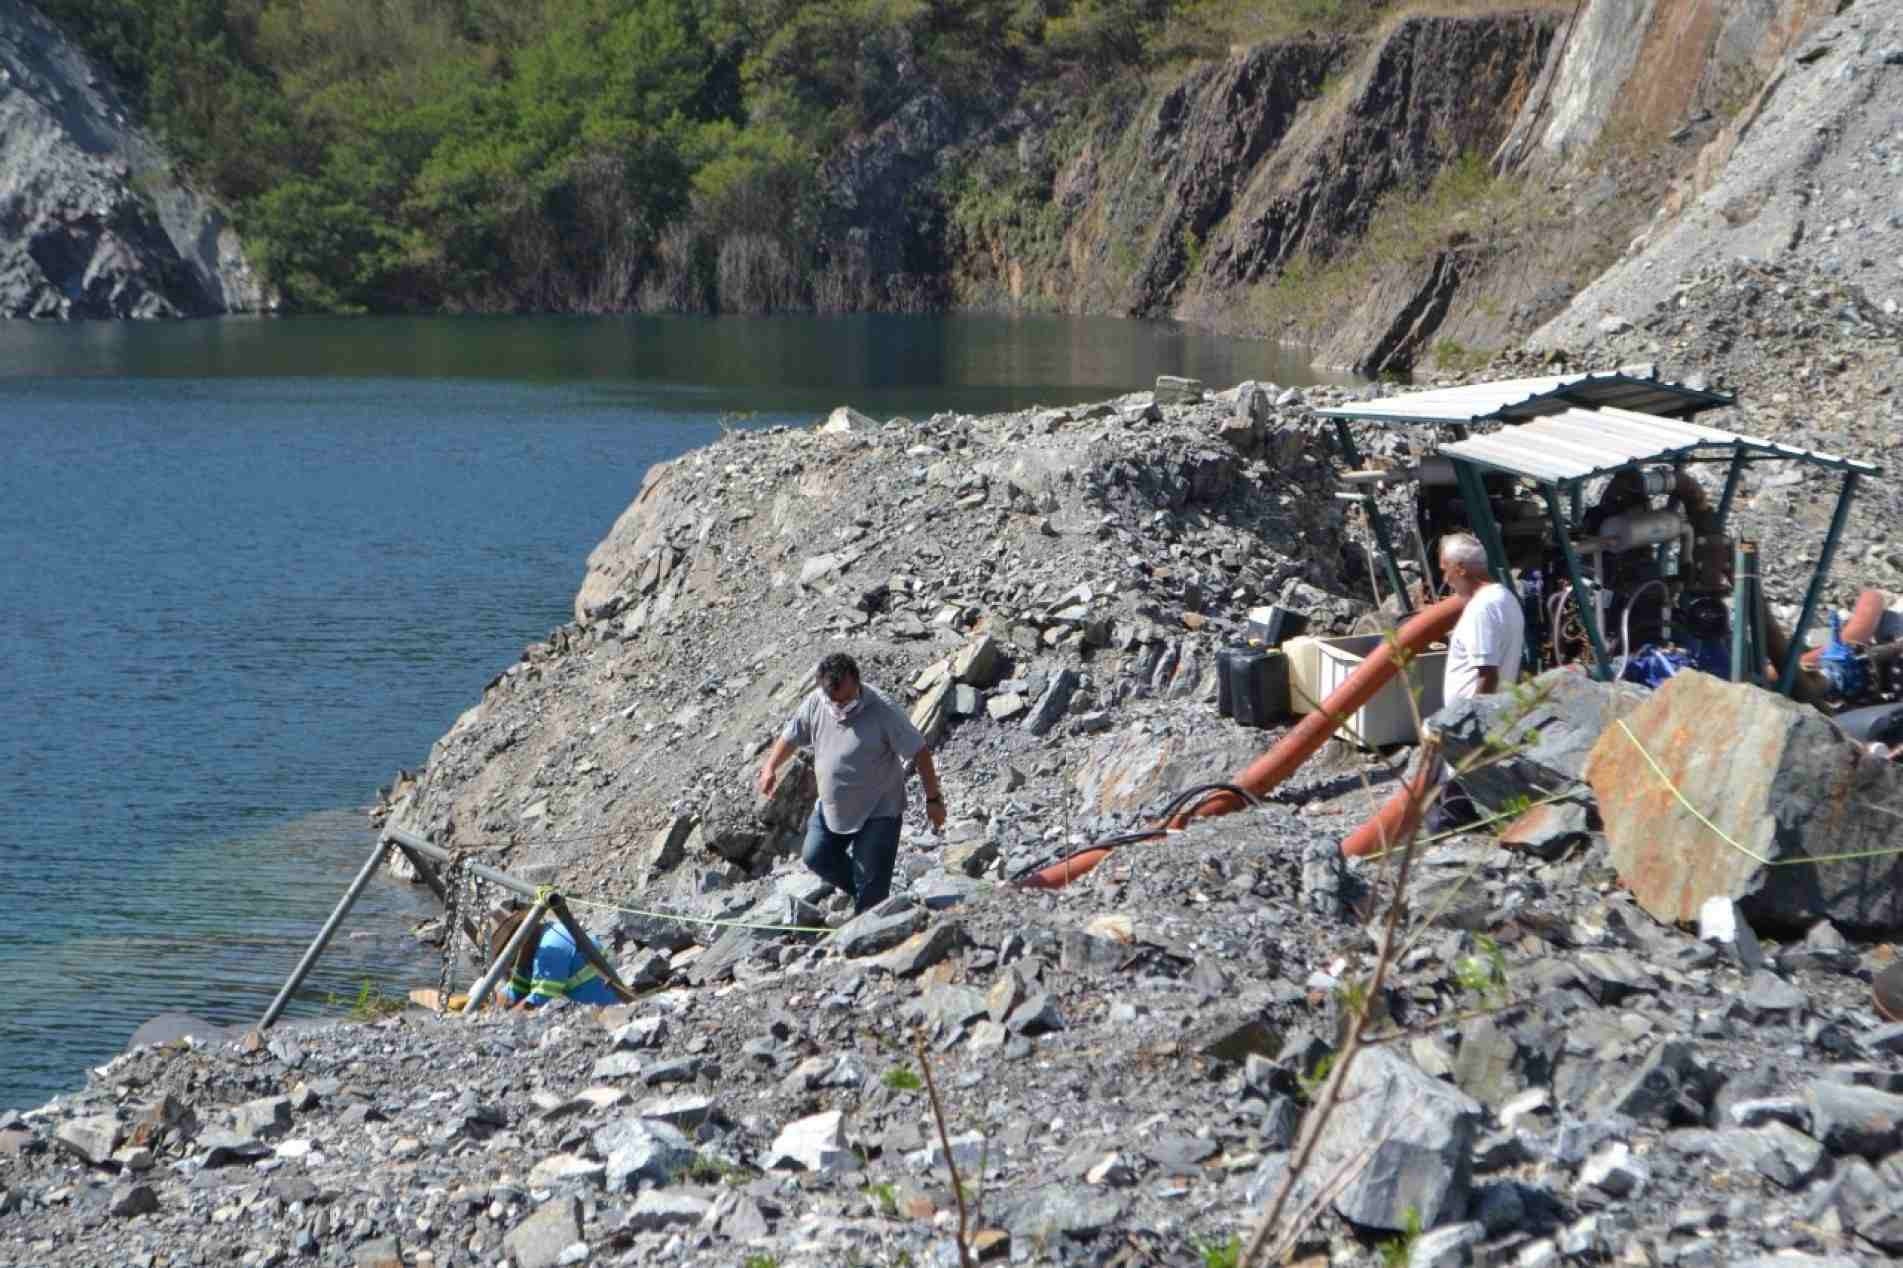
[1445,582,1525,703]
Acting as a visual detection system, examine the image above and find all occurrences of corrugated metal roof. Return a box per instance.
[1436,406,1879,483]
[1314,371,1735,425]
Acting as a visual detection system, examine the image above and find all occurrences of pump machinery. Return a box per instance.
[1317,373,1888,713]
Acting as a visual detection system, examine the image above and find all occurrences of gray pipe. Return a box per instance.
[547,894,641,1004]
[258,836,390,1032]
[1617,579,1671,681]
[384,827,537,899]
[461,898,549,1015]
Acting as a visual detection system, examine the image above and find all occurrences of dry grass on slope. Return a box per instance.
[1158,0,1576,61]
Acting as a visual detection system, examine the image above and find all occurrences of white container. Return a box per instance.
[1311,634,1448,747]
[1282,636,1326,714]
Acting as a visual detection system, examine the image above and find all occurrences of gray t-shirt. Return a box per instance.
[782,686,926,834]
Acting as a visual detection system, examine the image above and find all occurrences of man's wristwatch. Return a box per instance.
[926,796,944,805]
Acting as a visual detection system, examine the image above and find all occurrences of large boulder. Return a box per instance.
[1253,1047,1482,1233]
[1585,671,1903,933]
[1428,669,1645,812]
[818,405,879,434]
[505,1197,582,1268]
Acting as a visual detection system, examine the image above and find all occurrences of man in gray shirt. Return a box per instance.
[755,652,947,912]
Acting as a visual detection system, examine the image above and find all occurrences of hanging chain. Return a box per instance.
[436,855,464,1008]
[461,865,487,962]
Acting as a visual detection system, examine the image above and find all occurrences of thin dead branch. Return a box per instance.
[915,1035,978,1268]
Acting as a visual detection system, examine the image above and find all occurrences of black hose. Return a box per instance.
[1008,781,1265,883]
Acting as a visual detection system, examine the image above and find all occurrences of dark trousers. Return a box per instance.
[801,807,902,913]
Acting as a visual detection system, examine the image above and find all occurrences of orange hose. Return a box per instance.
[1170,594,1468,827]
[1019,596,1470,890]
[1801,588,1887,666]
[1342,763,1438,858]
[1017,848,1112,891]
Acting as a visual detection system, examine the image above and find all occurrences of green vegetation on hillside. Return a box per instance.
[32,0,1428,313]
[1245,149,1541,345]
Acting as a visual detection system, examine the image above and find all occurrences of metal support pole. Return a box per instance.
[1332,420,1412,615]
[1777,471,1860,696]
[384,827,537,899]
[1731,540,1759,684]
[1453,460,1519,599]
[258,836,390,1032]
[1752,570,1769,685]
[462,897,549,1015]
[384,828,641,1005]
[547,894,641,1004]
[1545,484,1612,680]
[1716,446,1746,531]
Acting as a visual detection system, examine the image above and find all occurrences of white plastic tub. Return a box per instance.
[1296,634,1447,747]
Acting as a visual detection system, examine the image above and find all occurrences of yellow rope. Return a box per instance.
[1613,717,1903,867]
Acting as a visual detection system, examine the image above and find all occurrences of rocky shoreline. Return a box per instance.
[5,264,1903,1268]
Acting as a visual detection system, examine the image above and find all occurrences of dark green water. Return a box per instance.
[0,312,1344,1110]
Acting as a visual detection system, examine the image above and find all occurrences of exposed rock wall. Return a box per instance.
[1499,0,1837,172]
[810,91,961,313]
[0,0,266,319]
[939,0,1858,373]
[1532,0,1903,346]
[1189,16,1554,309]
[946,15,1559,330]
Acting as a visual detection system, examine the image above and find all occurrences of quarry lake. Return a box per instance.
[0,312,1343,1110]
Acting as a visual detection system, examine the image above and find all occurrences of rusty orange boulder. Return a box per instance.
[1585,670,1903,934]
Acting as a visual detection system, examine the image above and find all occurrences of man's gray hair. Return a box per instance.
[1438,531,1489,572]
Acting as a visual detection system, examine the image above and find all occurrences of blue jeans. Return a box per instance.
[801,807,901,913]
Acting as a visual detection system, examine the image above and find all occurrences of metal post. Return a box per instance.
[384,827,537,899]
[462,897,549,1015]
[384,828,643,1005]
[547,894,641,1004]
[1731,540,1760,684]
[1454,460,1519,598]
[1545,484,1612,680]
[1715,446,1746,531]
[258,836,390,1032]
[1777,471,1860,695]
[1332,420,1412,614]
[1752,569,1769,685]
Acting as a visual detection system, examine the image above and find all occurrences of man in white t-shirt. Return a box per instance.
[1430,532,1525,830]
[1441,532,1525,704]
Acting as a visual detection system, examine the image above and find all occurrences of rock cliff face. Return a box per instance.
[0,0,266,319]
[946,15,1560,330]
[1531,0,1903,345]
[908,0,1861,372]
